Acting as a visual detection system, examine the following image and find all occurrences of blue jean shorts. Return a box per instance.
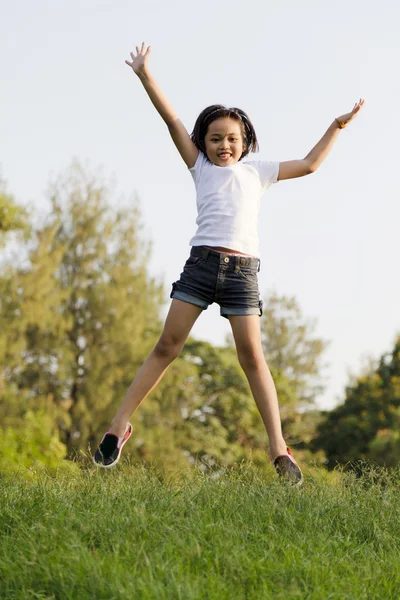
[170,246,263,319]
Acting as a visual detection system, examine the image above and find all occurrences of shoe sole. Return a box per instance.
[274,454,303,485]
[93,423,132,469]
[278,472,303,486]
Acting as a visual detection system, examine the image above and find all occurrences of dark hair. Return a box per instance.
[190,105,259,160]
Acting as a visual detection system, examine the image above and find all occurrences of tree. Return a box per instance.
[0,162,164,453]
[313,336,400,468]
[261,292,329,408]
[0,177,28,239]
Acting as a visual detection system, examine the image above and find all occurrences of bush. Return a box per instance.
[0,409,78,476]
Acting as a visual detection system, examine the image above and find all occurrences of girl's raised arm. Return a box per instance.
[278,99,365,181]
[126,43,199,169]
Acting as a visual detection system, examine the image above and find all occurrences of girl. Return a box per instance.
[94,42,364,483]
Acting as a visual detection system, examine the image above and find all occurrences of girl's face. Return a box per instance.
[204,117,244,167]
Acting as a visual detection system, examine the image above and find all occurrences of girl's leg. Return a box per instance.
[109,299,203,437]
[228,314,287,460]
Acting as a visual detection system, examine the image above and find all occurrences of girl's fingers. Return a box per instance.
[355,99,365,112]
[127,42,149,66]
[131,42,149,57]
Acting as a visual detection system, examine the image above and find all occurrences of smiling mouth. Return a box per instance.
[218,153,232,159]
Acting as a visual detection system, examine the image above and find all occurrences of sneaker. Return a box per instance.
[273,447,303,485]
[93,423,132,468]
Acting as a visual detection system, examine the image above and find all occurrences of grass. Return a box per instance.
[1,460,400,599]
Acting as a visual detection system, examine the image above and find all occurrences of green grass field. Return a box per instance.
[1,461,400,599]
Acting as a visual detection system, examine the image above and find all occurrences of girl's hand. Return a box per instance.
[335,98,365,128]
[125,42,151,77]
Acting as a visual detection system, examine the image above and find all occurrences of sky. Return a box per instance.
[1,0,399,409]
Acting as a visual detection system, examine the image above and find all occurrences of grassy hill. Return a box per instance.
[1,461,400,599]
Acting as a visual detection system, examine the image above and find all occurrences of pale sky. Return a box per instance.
[1,0,399,409]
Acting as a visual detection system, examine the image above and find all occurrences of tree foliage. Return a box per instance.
[261,292,329,408]
[0,178,28,240]
[0,162,164,454]
[313,336,400,468]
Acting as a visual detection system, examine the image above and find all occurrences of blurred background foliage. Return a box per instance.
[1,164,399,476]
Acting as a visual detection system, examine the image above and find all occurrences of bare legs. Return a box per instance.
[108,303,286,463]
[228,314,287,460]
[109,299,203,437]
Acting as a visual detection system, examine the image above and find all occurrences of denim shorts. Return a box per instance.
[170,246,263,319]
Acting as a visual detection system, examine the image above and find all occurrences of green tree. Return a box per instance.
[313,336,400,468]
[261,292,329,408]
[0,162,164,454]
[0,178,28,239]
[368,413,400,468]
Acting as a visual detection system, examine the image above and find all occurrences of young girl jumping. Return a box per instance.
[94,42,364,483]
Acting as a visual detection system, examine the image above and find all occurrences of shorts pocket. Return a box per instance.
[184,255,202,270]
[237,266,258,282]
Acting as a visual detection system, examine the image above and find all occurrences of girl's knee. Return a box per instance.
[237,348,265,372]
[154,333,183,360]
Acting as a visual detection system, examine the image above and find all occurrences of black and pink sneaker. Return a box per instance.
[273,447,303,485]
[93,423,132,468]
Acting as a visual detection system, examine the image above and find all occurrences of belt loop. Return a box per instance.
[201,247,210,261]
[258,259,261,272]
[233,255,239,272]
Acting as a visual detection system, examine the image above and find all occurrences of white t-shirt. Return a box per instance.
[189,151,279,257]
